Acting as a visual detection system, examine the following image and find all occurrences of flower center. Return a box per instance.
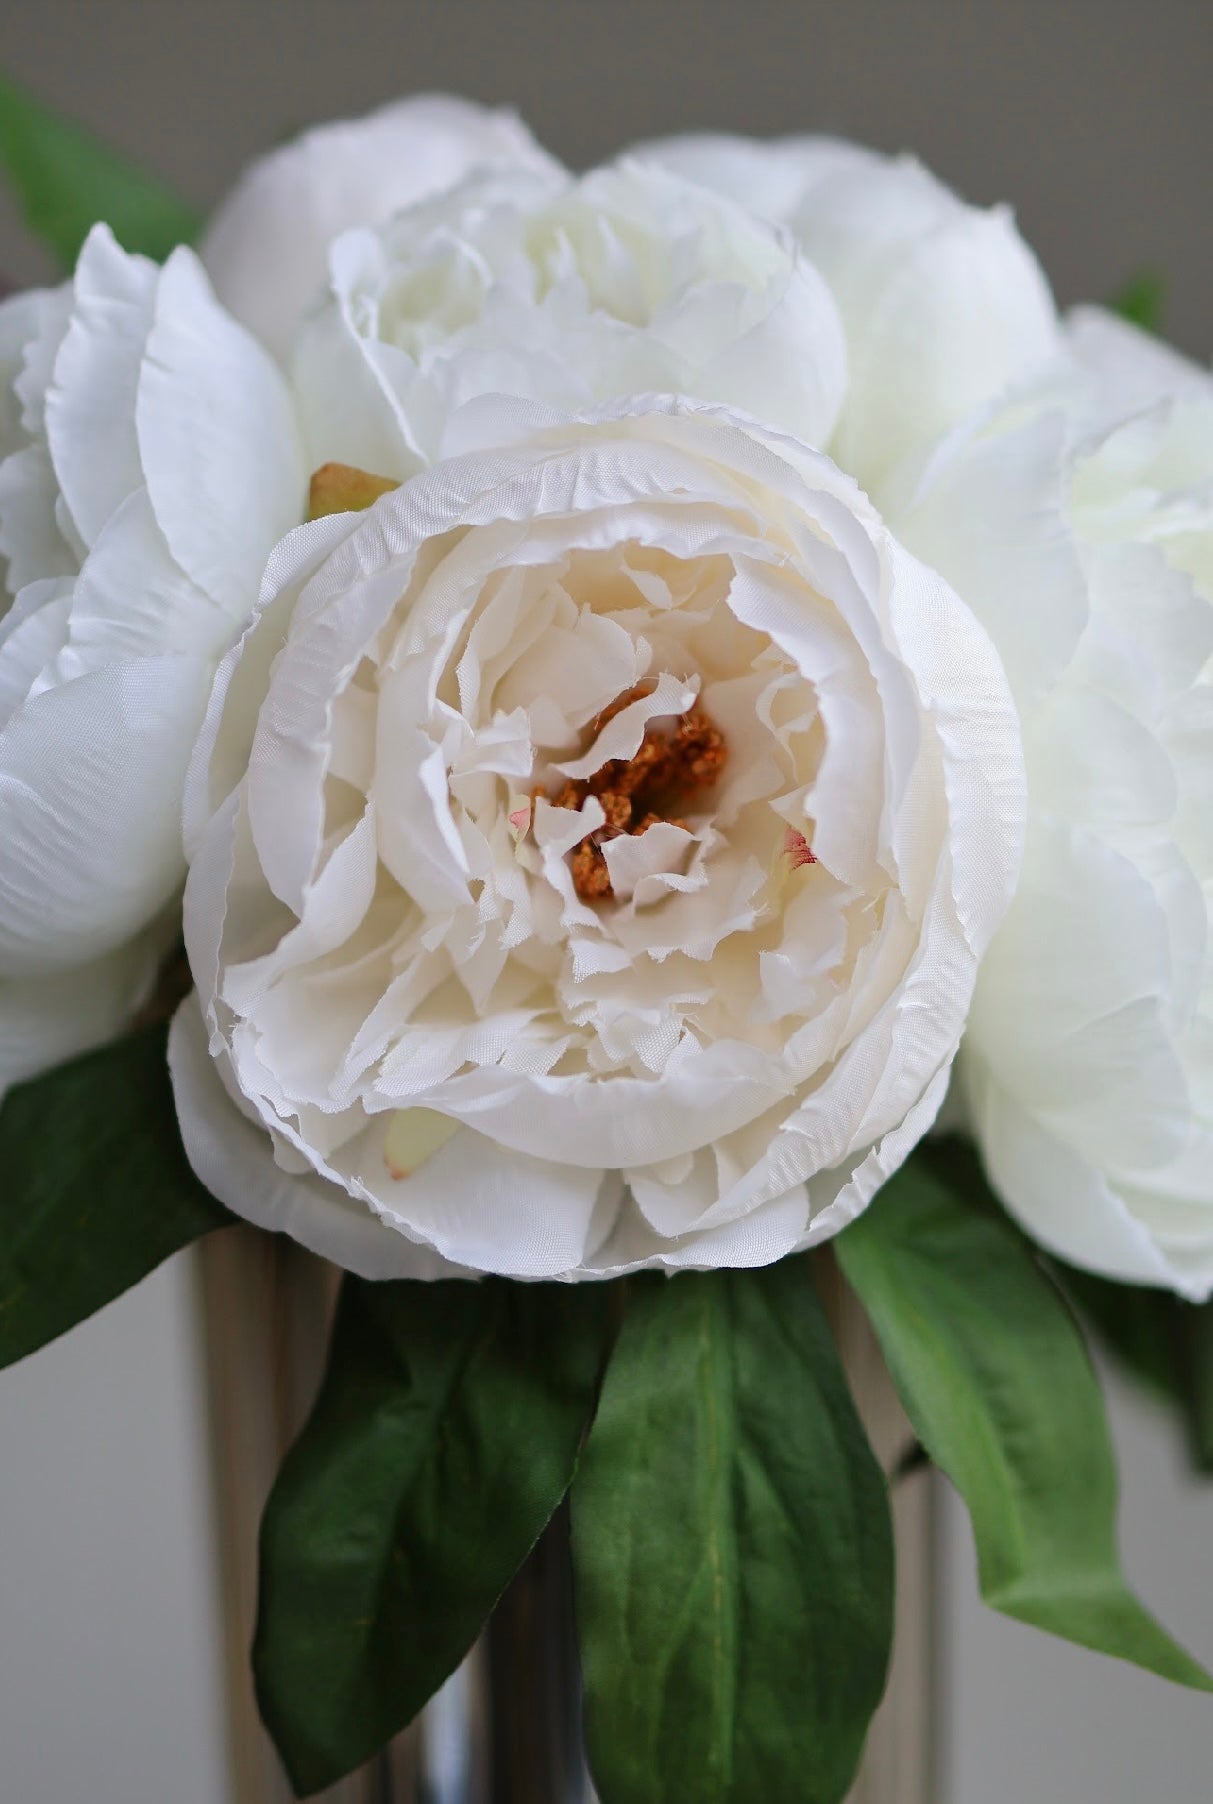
[547,683,728,902]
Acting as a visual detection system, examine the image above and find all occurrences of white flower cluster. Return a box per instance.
[1,97,1210,1294]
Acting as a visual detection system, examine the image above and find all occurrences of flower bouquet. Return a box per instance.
[1,74,1211,1801]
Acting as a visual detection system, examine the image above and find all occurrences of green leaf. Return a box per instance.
[0,70,201,267]
[837,1155,1212,1690]
[254,1275,614,1796]
[571,1260,893,1804]
[0,1023,230,1368]
[1060,1263,1213,1475]
[1111,269,1167,334]
[1187,1305,1213,1472]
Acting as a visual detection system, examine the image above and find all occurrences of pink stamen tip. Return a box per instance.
[784,827,818,869]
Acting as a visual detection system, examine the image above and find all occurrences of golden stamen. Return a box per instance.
[545,684,728,902]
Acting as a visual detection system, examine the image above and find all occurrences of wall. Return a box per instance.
[940,1361,1213,1803]
[1,0,1210,358]
[0,1255,230,1804]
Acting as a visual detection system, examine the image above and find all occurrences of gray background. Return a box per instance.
[0,0,1211,355]
[2,3,1213,1800]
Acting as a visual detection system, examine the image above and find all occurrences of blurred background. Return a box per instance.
[2,0,1211,357]
[1,1,1212,1799]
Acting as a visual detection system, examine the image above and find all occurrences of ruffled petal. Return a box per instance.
[169,995,462,1279]
[180,396,1025,1279]
[201,95,563,362]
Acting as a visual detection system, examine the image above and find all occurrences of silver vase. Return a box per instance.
[198,1231,934,1804]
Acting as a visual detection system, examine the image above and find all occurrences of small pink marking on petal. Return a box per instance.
[384,1156,411,1181]
[784,827,818,869]
[509,805,531,834]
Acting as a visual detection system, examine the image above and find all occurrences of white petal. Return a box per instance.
[882,535,1025,961]
[182,511,355,858]
[1066,304,1213,418]
[291,232,423,480]
[790,156,1059,489]
[803,1064,953,1249]
[0,286,63,451]
[136,248,305,620]
[169,995,462,1279]
[65,486,231,666]
[43,225,157,550]
[0,286,77,596]
[294,158,848,472]
[177,394,1029,1278]
[0,442,77,595]
[0,654,208,973]
[967,1060,1192,1292]
[201,96,563,362]
[0,579,73,729]
[350,1113,606,1278]
[967,821,1191,1176]
[625,132,882,224]
[893,409,1089,713]
[0,930,166,1097]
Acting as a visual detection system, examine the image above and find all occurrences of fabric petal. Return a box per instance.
[169,995,461,1280]
[967,1060,1194,1293]
[136,247,305,621]
[0,929,167,1098]
[893,409,1089,713]
[778,154,1058,488]
[0,654,208,972]
[625,131,883,224]
[43,225,157,551]
[201,95,563,362]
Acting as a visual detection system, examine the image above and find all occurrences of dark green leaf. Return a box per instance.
[254,1275,614,1797]
[0,1023,230,1368]
[837,1156,1212,1690]
[0,70,201,267]
[1060,1262,1213,1475]
[1111,269,1167,334]
[1060,1265,1184,1399]
[925,1138,1213,1476]
[1188,1305,1213,1471]
[572,1260,893,1804]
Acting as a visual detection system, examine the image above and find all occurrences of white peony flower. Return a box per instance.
[202,95,562,365]
[629,131,1060,495]
[170,397,1024,1281]
[290,159,848,479]
[0,225,303,1093]
[891,309,1213,1299]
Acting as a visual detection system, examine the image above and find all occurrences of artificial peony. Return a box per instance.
[202,94,560,363]
[170,397,1024,1279]
[630,130,1060,492]
[892,309,1213,1298]
[0,225,302,1092]
[289,159,847,478]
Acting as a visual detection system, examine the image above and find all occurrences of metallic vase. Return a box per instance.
[199,1230,933,1804]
